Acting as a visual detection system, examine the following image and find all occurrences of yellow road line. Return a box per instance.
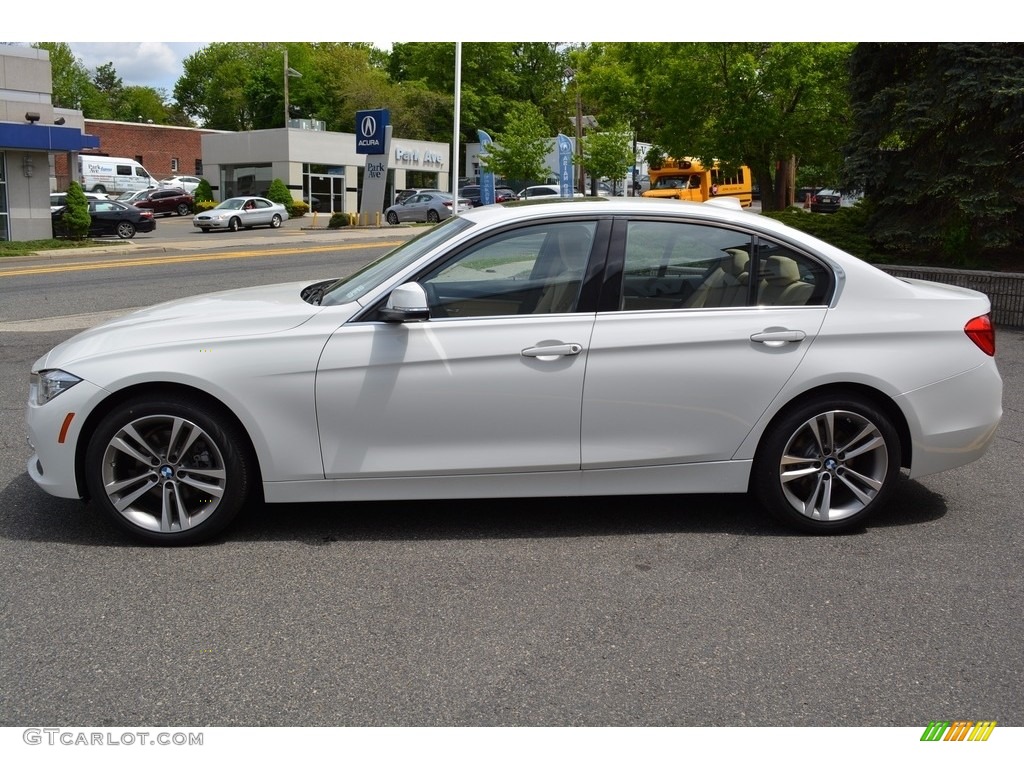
[0,241,404,278]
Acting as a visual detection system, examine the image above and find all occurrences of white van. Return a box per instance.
[78,156,158,195]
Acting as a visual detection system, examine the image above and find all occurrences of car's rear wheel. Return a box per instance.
[427,210,440,223]
[92,185,106,194]
[386,211,399,225]
[228,217,241,232]
[116,221,136,239]
[84,394,253,545]
[176,203,191,216]
[752,394,901,534]
[270,214,282,228]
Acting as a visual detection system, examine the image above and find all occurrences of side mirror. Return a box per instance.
[381,282,430,323]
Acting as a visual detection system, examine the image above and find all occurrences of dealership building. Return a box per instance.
[200,124,452,215]
[0,45,99,241]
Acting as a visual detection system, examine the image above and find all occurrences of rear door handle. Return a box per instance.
[750,330,806,348]
[522,343,583,359]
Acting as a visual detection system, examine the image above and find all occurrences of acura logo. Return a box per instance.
[361,115,377,137]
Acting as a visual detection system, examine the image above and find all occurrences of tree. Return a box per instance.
[61,182,92,240]
[33,42,93,110]
[193,178,214,204]
[581,127,635,193]
[845,42,1024,262]
[479,103,554,185]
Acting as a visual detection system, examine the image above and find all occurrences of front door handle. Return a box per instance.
[750,329,806,348]
[522,343,583,359]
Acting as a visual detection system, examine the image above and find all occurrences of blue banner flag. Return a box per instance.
[477,130,496,206]
[557,134,574,197]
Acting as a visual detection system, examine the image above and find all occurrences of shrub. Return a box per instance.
[289,200,309,218]
[194,200,219,213]
[194,178,214,203]
[266,178,293,209]
[328,212,351,228]
[60,181,92,240]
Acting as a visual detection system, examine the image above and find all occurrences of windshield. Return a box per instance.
[217,198,246,210]
[319,216,474,306]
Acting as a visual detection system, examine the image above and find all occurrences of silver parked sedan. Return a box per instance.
[27,199,1002,544]
[384,191,471,224]
[193,196,289,232]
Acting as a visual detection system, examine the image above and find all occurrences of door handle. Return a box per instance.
[522,343,583,359]
[750,330,806,348]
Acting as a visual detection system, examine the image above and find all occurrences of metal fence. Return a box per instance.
[879,265,1024,329]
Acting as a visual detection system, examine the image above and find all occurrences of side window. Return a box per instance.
[620,220,753,310]
[116,165,131,176]
[419,221,597,318]
[754,243,831,307]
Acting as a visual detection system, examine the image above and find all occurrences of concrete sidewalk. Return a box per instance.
[17,223,422,260]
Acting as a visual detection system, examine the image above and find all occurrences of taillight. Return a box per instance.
[965,314,996,356]
[443,201,453,208]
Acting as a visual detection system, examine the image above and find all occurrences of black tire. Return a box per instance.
[92,185,106,194]
[176,203,191,216]
[386,211,399,225]
[270,214,282,228]
[228,217,241,232]
[751,393,901,534]
[116,221,136,239]
[84,394,253,545]
[427,209,440,223]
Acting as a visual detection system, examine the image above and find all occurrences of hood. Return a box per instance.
[38,281,324,369]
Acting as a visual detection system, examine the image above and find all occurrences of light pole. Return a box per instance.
[283,50,302,128]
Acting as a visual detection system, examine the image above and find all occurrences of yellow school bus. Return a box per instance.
[642,158,753,207]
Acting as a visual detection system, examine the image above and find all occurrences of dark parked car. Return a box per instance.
[460,185,519,206]
[810,189,842,214]
[52,200,156,239]
[129,186,194,217]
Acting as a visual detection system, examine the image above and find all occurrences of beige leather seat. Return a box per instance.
[685,249,750,308]
[532,226,592,313]
[759,255,813,306]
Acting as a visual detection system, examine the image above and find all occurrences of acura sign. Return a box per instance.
[356,109,390,154]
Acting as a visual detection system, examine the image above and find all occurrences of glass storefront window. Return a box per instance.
[220,164,273,199]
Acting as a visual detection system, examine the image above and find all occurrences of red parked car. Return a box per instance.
[127,187,194,217]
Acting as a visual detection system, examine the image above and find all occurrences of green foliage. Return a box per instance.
[195,200,218,212]
[328,212,351,228]
[289,200,309,218]
[845,43,1024,264]
[194,179,214,203]
[266,178,293,209]
[61,182,92,240]
[33,43,92,110]
[582,128,635,189]
[479,103,554,185]
[762,204,878,261]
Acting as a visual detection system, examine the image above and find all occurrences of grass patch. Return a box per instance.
[0,238,126,257]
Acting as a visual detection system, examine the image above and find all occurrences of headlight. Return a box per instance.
[31,369,82,405]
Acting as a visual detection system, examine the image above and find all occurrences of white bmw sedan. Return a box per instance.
[27,199,1002,544]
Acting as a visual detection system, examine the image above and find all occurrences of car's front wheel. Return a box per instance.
[751,393,901,534]
[386,211,399,225]
[116,221,136,239]
[84,394,253,545]
[270,214,282,228]
[228,217,241,232]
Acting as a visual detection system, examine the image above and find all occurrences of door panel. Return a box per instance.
[316,315,595,477]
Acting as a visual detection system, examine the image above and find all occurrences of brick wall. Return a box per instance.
[54,120,217,189]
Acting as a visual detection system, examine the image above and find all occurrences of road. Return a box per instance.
[1,225,1022,729]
